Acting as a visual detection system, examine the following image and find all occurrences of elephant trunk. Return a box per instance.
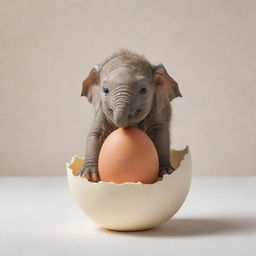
[111,89,132,127]
[113,108,128,128]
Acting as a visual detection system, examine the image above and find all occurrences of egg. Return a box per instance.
[66,146,192,231]
[98,127,159,184]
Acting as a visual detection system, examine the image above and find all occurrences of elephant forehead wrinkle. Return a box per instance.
[104,73,148,86]
[101,64,134,77]
[134,75,148,83]
[103,75,134,86]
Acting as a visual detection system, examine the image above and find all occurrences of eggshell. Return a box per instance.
[98,127,159,184]
[66,146,192,231]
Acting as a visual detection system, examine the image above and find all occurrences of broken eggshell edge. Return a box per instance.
[66,145,192,231]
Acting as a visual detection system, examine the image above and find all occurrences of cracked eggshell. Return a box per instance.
[66,146,192,231]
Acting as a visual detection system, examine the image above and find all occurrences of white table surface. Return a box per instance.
[0,177,255,256]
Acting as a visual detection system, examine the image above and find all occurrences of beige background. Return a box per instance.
[0,0,255,176]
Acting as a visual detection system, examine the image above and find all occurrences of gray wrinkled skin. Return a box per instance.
[78,49,182,182]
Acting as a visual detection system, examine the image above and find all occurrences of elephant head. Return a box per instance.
[81,50,182,128]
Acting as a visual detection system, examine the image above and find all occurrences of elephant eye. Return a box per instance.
[102,87,110,94]
[139,87,147,95]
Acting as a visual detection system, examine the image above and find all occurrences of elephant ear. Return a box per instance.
[81,65,101,108]
[153,64,182,101]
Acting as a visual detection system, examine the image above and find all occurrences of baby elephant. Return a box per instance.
[78,49,182,182]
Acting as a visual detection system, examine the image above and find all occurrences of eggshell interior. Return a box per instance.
[66,145,192,231]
